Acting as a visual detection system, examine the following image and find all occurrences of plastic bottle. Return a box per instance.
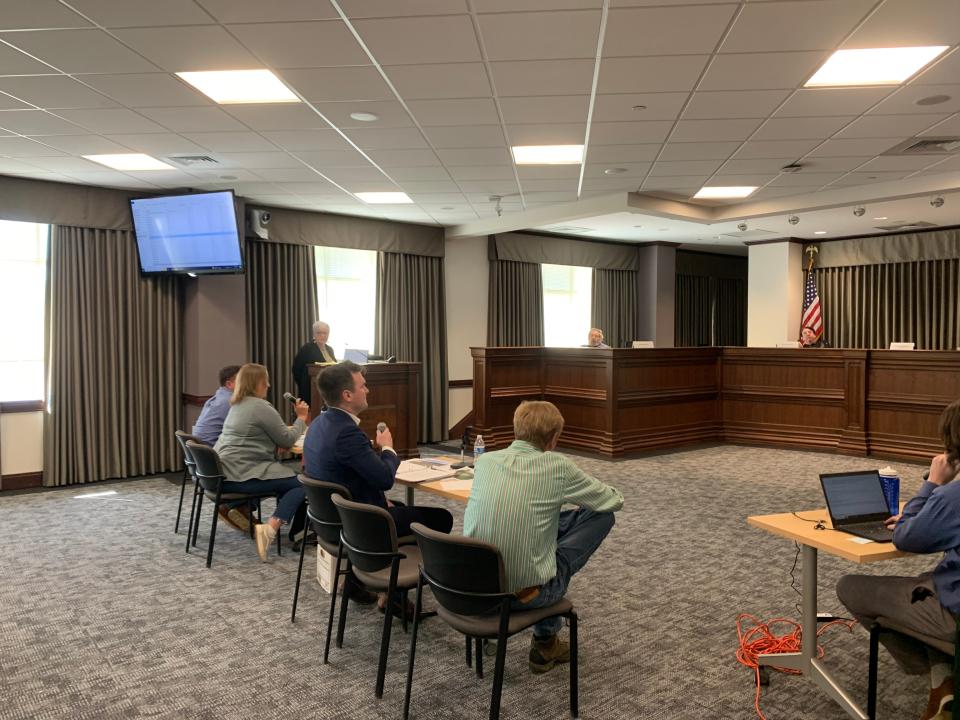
[473,434,485,463]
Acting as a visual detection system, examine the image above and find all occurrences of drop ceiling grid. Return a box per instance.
[0,0,954,227]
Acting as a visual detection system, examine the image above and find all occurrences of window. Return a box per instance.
[542,264,592,347]
[0,220,48,401]
[314,246,378,358]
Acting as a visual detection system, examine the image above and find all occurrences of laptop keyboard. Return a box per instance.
[844,522,893,541]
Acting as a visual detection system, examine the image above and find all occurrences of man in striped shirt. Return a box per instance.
[464,400,624,673]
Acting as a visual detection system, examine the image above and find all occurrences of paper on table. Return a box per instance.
[435,479,473,491]
[396,460,458,483]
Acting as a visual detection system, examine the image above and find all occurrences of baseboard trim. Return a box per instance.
[1,471,43,491]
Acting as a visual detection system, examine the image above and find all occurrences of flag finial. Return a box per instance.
[805,244,819,271]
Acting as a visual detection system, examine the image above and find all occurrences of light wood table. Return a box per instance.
[396,475,473,504]
[748,509,909,720]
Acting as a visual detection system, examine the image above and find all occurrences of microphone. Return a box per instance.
[451,426,470,469]
[282,392,299,405]
[377,422,387,434]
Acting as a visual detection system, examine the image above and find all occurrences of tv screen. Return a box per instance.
[131,190,243,275]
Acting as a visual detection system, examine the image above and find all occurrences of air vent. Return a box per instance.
[720,228,779,240]
[546,226,594,234]
[874,220,937,231]
[884,137,960,155]
[167,155,220,167]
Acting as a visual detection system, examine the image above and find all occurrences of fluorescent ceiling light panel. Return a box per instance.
[512,145,584,165]
[84,153,175,170]
[355,192,413,204]
[692,186,757,199]
[805,46,948,87]
[176,69,300,104]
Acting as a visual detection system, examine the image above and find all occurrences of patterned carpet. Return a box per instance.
[0,444,939,720]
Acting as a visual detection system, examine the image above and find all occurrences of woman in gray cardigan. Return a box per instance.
[215,363,309,561]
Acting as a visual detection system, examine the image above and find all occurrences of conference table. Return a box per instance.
[393,456,473,505]
[748,509,909,719]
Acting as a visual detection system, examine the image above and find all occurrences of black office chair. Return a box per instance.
[173,431,203,534]
[330,494,427,699]
[866,616,959,719]
[185,441,278,568]
[403,523,579,720]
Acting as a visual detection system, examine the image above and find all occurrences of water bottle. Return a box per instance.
[473,434,485,464]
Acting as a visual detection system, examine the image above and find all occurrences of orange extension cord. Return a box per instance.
[736,613,857,720]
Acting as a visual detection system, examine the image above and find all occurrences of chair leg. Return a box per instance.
[466,636,473,668]
[291,524,308,623]
[403,575,425,720]
[184,481,200,553]
[867,623,880,720]
[489,602,511,720]
[206,489,222,568]
[174,469,189,533]
[324,559,343,664]
[476,637,484,678]
[191,491,204,548]
[402,588,409,633]
[375,561,401,699]
[335,553,351,649]
[569,611,579,718]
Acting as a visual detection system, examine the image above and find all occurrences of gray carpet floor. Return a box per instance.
[0,444,938,719]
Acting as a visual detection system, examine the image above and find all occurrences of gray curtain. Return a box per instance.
[376,252,447,443]
[675,275,712,347]
[488,260,544,346]
[43,226,182,486]
[715,277,747,346]
[591,268,639,348]
[245,239,319,411]
[813,259,960,349]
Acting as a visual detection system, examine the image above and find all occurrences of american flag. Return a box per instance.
[801,271,823,340]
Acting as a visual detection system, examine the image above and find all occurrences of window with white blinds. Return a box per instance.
[542,263,592,348]
[0,220,48,402]
[314,246,378,358]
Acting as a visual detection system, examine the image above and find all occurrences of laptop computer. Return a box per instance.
[343,348,369,363]
[819,470,894,543]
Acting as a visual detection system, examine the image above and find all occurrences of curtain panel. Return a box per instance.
[44,225,182,486]
[376,252,448,443]
[714,277,747,346]
[487,259,544,346]
[245,239,319,411]
[675,275,712,347]
[591,268,640,348]
[813,258,960,350]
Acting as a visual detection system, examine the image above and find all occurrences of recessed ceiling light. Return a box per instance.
[604,167,628,175]
[814,230,827,235]
[873,216,888,220]
[440,206,455,210]
[805,46,949,87]
[350,111,380,122]
[511,145,584,165]
[176,69,299,104]
[916,94,951,106]
[355,191,413,204]
[693,186,757,199]
[658,228,669,232]
[633,224,643,228]
[84,153,175,171]
[632,105,647,111]
[220,175,238,180]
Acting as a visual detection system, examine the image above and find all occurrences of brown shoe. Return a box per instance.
[528,634,570,674]
[217,505,249,533]
[923,677,953,720]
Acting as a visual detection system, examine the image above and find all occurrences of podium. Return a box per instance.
[307,362,420,459]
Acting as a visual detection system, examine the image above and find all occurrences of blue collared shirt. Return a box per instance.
[191,386,233,446]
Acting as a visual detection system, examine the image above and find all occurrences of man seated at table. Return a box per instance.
[191,365,241,446]
[464,400,624,674]
[302,361,454,609]
[584,327,610,348]
[837,399,960,720]
[799,326,829,348]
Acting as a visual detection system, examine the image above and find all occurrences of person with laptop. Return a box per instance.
[292,320,337,403]
[837,399,960,720]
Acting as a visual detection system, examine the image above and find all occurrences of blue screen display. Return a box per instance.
[131,191,243,274]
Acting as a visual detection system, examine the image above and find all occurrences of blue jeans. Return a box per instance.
[513,508,616,639]
[220,477,305,524]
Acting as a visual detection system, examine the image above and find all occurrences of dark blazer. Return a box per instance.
[292,341,337,402]
[302,407,399,509]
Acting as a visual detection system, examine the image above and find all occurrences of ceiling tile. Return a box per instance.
[522,190,579,202]
[657,142,740,161]
[921,115,960,136]
[227,21,369,68]
[455,179,519,194]
[670,118,763,142]
[592,93,688,122]
[0,1,92,30]
[423,125,505,148]
[0,76,117,109]
[1,29,159,73]
[324,166,393,183]
[214,151,302,168]
[582,162,651,178]
[54,108,167,134]
[479,10,601,61]
[767,171,846,187]
[436,148,512,165]
[508,123,585,145]
[353,15,481,65]
[344,127,429,150]
[721,0,876,53]
[67,0,214,27]
[105,133,211,155]
[648,159,724,177]
[182,132,279,152]
[751,116,856,141]
[112,26,259,72]
[828,171,912,186]
[447,165,516,181]
[384,63,492,100]
[499,96,589,125]
[718,157,801,174]
[0,135,67,156]
[589,121,672,145]
[794,156,876,173]
[639,175,708,190]
[137,106,248,132]
[585,144,660,162]
[605,5,736,56]
[777,88,894,117]
[291,149,375,167]
[366,148,440,167]
[37,134,132,155]
[253,167,330,182]
[312,100,412,128]
[489,59,595,97]
[684,90,790,120]
[872,84,960,116]
[835,114,950,140]
[79,73,210,108]
[397,180,465,192]
[194,0,338,23]
[278,67,392,102]
[407,98,499,126]
[699,51,827,91]
[856,155,943,172]
[0,94,31,111]
[0,110,85,135]
[598,56,709,94]
[845,0,960,48]
[387,166,453,181]
[15,155,106,172]
[734,139,822,159]
[339,0,469,16]
[518,178,580,190]
[0,43,58,75]
[223,105,330,131]
[184,168,264,182]
[807,137,904,157]
[914,49,960,85]
[473,0,601,10]
[259,129,354,151]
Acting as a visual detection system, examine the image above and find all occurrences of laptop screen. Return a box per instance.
[343,348,369,363]
[820,471,889,522]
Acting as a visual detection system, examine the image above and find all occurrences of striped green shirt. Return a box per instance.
[463,440,624,592]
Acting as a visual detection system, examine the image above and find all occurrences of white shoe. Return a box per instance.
[255,523,276,562]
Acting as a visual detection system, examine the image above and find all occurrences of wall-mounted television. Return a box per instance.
[130,190,243,275]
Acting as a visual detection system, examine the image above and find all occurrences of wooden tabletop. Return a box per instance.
[748,509,910,564]
[398,475,473,503]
